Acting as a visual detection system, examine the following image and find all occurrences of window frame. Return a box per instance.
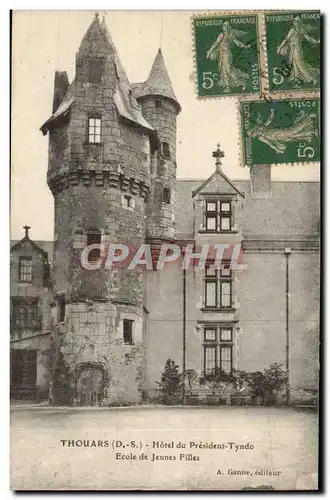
[123,319,134,345]
[122,194,135,210]
[11,298,39,330]
[18,256,33,283]
[161,142,170,159]
[203,325,234,375]
[162,187,171,204]
[204,265,234,310]
[88,117,101,144]
[86,230,101,262]
[204,198,233,233]
[204,345,217,375]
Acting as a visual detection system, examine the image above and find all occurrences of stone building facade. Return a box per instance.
[10,14,320,405]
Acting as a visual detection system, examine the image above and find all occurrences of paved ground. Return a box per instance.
[10,406,318,491]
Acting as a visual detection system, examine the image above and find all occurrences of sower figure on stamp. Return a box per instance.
[246,109,318,154]
[276,16,320,86]
[206,21,250,93]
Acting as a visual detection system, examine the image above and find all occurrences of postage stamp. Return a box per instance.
[264,11,321,94]
[193,13,261,97]
[241,97,320,166]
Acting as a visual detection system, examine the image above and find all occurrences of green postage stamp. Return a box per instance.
[241,98,320,166]
[264,11,321,93]
[193,14,261,97]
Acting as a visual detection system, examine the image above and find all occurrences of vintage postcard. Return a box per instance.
[10,10,320,491]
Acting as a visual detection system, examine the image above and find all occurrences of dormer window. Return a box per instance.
[88,117,101,143]
[18,257,32,283]
[205,199,232,233]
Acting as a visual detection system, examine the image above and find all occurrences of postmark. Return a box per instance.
[193,14,261,98]
[264,11,320,94]
[241,97,320,166]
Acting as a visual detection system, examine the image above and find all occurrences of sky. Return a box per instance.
[11,10,320,240]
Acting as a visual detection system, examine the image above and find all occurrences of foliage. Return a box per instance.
[246,363,288,404]
[263,363,288,404]
[156,359,182,404]
[247,371,267,397]
[199,367,236,386]
[184,369,198,394]
[232,369,249,392]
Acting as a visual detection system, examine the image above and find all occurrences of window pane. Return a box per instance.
[205,328,216,341]
[19,257,32,282]
[206,282,217,307]
[94,135,101,143]
[89,118,95,126]
[206,216,216,231]
[205,266,217,277]
[220,216,230,230]
[205,346,216,374]
[206,201,217,212]
[220,266,231,277]
[221,202,231,212]
[95,119,101,127]
[220,346,232,374]
[220,282,231,307]
[220,328,232,341]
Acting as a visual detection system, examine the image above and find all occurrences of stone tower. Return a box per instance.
[40,14,179,405]
[132,49,181,250]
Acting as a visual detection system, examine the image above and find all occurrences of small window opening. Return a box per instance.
[57,296,66,323]
[87,231,101,262]
[88,117,101,143]
[123,319,134,344]
[162,142,170,159]
[163,187,171,204]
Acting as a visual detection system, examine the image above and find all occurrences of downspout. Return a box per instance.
[284,248,291,405]
[182,268,187,404]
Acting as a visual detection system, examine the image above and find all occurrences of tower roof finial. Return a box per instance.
[23,225,31,238]
[212,143,225,171]
[94,12,99,20]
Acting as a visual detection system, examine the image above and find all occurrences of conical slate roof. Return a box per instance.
[77,13,114,56]
[100,17,130,88]
[132,48,181,113]
[40,14,154,134]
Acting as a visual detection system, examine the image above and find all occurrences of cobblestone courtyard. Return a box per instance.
[10,405,318,491]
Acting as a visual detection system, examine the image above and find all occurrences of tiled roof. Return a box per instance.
[132,49,181,113]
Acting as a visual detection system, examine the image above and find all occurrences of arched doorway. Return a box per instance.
[75,363,105,406]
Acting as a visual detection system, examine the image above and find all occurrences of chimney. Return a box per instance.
[52,71,69,113]
[250,165,272,197]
